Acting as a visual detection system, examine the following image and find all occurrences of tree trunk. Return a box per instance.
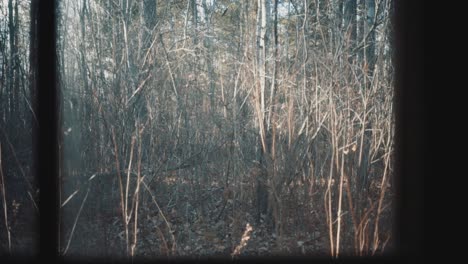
[365,0,376,76]
[344,0,357,62]
[8,0,15,123]
[255,0,270,226]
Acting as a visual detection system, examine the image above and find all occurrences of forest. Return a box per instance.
[0,0,397,259]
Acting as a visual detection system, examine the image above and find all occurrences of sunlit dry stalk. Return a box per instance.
[155,225,169,257]
[231,223,253,258]
[63,186,90,255]
[324,152,335,256]
[359,218,371,255]
[371,139,392,254]
[123,134,136,255]
[131,131,143,257]
[142,181,176,255]
[356,201,376,255]
[335,140,346,257]
[325,92,336,257]
[357,90,369,168]
[111,128,124,218]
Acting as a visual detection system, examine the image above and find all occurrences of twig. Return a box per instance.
[62,186,90,255]
[0,143,12,253]
[141,181,177,255]
[159,33,178,98]
[0,126,35,205]
[27,191,39,213]
[126,72,153,105]
[61,189,79,208]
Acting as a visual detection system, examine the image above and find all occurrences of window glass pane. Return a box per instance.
[0,0,39,256]
[59,0,395,259]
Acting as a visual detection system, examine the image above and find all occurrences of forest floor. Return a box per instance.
[0,171,38,256]
[61,172,335,259]
[1,169,392,259]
